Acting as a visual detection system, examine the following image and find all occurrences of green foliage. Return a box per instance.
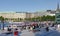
[13,18,23,22]
[4,18,8,20]
[0,15,55,22]
[24,15,55,22]
[0,16,4,21]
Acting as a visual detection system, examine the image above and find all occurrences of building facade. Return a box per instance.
[34,11,55,17]
[0,12,26,19]
[0,11,55,19]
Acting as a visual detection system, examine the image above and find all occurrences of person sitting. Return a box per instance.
[7,28,11,32]
[46,27,49,32]
[6,28,12,34]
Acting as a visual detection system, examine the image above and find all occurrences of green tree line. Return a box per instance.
[0,15,55,22]
[24,15,55,22]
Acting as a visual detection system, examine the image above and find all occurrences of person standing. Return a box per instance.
[14,28,18,36]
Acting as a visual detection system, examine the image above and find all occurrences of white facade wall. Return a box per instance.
[0,12,26,19]
[30,13,35,18]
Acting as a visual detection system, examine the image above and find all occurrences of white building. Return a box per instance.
[0,12,28,19]
[0,11,55,19]
[34,11,55,17]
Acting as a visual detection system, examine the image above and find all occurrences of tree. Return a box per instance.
[0,16,4,30]
[5,18,8,20]
[24,15,55,22]
[41,15,46,21]
[40,15,55,21]
[19,18,23,21]
[35,17,40,22]
[31,18,36,22]
[45,15,55,21]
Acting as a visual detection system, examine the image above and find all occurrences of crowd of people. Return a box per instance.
[6,21,56,34]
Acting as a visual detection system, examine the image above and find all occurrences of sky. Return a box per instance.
[0,0,60,12]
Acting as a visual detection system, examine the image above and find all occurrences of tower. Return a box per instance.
[56,3,60,11]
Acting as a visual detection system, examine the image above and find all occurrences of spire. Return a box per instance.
[57,2,60,11]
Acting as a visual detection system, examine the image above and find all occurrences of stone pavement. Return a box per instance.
[0,28,60,36]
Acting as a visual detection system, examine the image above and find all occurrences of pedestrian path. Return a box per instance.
[44,30,60,36]
[35,28,60,36]
[20,30,35,36]
[0,27,60,36]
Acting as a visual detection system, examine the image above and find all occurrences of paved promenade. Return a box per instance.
[0,27,60,36]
